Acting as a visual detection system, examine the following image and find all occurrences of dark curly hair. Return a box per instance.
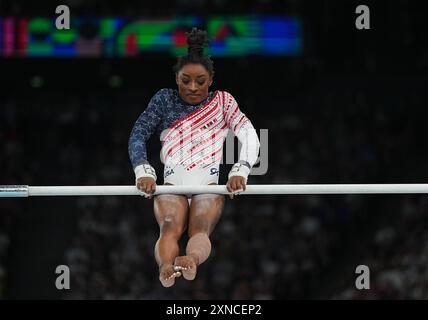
[173,27,214,76]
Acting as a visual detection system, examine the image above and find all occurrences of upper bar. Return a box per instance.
[2,184,428,197]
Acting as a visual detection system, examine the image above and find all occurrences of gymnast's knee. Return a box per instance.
[159,214,185,239]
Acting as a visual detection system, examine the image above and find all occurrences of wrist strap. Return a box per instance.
[228,162,251,181]
[134,163,157,182]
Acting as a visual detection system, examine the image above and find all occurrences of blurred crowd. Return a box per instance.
[0,211,11,298]
[333,196,428,299]
[2,74,427,299]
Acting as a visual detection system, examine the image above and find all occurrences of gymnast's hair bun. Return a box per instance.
[186,27,208,57]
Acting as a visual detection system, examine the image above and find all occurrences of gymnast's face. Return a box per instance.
[176,63,213,105]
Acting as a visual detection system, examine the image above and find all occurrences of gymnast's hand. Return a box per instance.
[136,177,156,199]
[227,162,250,199]
[134,163,157,199]
[226,176,246,199]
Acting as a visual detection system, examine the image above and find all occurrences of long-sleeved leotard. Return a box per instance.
[128,88,259,184]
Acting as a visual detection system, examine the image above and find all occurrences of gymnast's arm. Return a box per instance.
[223,93,260,195]
[128,90,164,197]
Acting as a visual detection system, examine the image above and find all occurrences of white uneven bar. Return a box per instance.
[2,184,428,197]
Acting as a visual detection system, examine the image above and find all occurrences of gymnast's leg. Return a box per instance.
[154,193,189,287]
[174,193,225,280]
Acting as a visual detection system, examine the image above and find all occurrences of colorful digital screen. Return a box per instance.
[0,16,302,57]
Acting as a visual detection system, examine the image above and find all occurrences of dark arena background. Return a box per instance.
[1,0,428,303]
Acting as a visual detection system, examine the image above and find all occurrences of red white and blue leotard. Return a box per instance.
[128,88,259,185]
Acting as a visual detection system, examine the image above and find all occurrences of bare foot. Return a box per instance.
[173,255,198,280]
[159,264,181,287]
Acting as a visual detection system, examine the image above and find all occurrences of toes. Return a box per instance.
[159,267,182,287]
[165,271,181,279]
[174,265,190,271]
[160,272,181,288]
[173,256,197,281]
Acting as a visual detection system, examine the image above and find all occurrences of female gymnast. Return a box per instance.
[128,28,260,287]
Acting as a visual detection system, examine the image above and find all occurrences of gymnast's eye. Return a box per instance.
[182,79,190,85]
